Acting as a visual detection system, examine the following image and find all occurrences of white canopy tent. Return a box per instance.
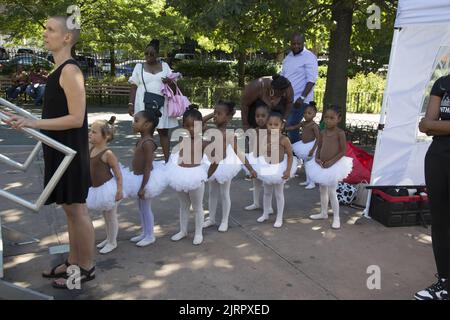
[365,0,450,215]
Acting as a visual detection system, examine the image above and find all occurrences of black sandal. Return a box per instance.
[52,266,95,290]
[42,259,71,279]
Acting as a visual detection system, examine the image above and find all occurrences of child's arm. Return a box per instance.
[323,130,346,168]
[285,121,303,132]
[315,132,324,166]
[104,150,123,201]
[233,135,257,178]
[308,124,321,157]
[139,142,155,199]
[202,140,218,178]
[203,112,215,123]
[282,136,294,180]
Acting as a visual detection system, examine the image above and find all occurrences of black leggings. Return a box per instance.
[425,150,450,281]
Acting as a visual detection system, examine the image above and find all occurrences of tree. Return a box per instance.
[168,0,299,87]
[0,0,189,75]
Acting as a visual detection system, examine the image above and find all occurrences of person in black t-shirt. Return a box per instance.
[415,75,450,300]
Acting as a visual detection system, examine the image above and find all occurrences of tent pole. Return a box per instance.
[363,28,401,218]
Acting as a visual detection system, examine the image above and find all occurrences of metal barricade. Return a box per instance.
[0,98,78,299]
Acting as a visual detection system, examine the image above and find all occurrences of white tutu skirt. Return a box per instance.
[166,152,209,192]
[292,140,315,160]
[86,177,119,211]
[256,155,299,185]
[206,145,242,184]
[122,161,168,199]
[241,152,262,176]
[305,156,353,186]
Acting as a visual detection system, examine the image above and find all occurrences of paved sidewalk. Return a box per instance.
[0,107,434,300]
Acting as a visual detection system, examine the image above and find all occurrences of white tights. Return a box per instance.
[97,203,119,254]
[204,179,232,232]
[309,183,340,229]
[257,183,285,228]
[171,183,205,245]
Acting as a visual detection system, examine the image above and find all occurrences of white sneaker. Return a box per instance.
[415,277,448,300]
[245,204,260,210]
[99,243,117,254]
[305,183,316,190]
[136,237,156,247]
[299,181,309,186]
[96,239,108,249]
[171,232,187,241]
[193,234,203,245]
[309,213,328,220]
[130,234,145,243]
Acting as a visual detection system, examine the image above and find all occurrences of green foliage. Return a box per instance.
[242,60,280,80]
[173,61,236,79]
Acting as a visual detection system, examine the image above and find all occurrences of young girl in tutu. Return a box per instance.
[124,109,168,247]
[166,105,214,245]
[288,103,320,189]
[202,101,256,232]
[305,105,353,229]
[244,104,273,214]
[254,111,297,228]
[86,116,123,254]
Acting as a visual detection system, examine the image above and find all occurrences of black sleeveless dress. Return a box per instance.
[41,59,91,205]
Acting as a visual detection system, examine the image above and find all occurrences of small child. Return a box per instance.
[288,102,320,189]
[86,116,123,254]
[124,109,168,247]
[305,105,353,229]
[166,105,213,245]
[255,111,298,228]
[202,101,255,232]
[244,104,273,214]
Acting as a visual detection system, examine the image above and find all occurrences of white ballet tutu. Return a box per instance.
[122,161,168,199]
[256,155,299,185]
[241,152,265,176]
[86,177,118,211]
[305,156,353,186]
[292,140,316,160]
[166,152,209,192]
[206,145,242,184]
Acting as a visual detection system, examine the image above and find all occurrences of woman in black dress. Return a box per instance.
[415,75,450,300]
[6,16,95,289]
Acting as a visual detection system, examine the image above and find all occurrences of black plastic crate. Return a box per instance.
[369,189,431,227]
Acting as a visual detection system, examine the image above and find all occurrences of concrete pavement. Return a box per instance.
[0,106,435,300]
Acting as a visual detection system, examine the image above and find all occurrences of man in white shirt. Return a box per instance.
[281,33,318,143]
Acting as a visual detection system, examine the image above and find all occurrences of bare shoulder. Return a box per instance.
[337,128,346,137]
[60,63,84,88]
[280,135,291,146]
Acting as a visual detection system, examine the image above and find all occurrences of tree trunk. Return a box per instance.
[109,45,116,78]
[237,51,246,88]
[323,0,354,128]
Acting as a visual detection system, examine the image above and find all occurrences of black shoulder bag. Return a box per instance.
[141,63,165,113]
